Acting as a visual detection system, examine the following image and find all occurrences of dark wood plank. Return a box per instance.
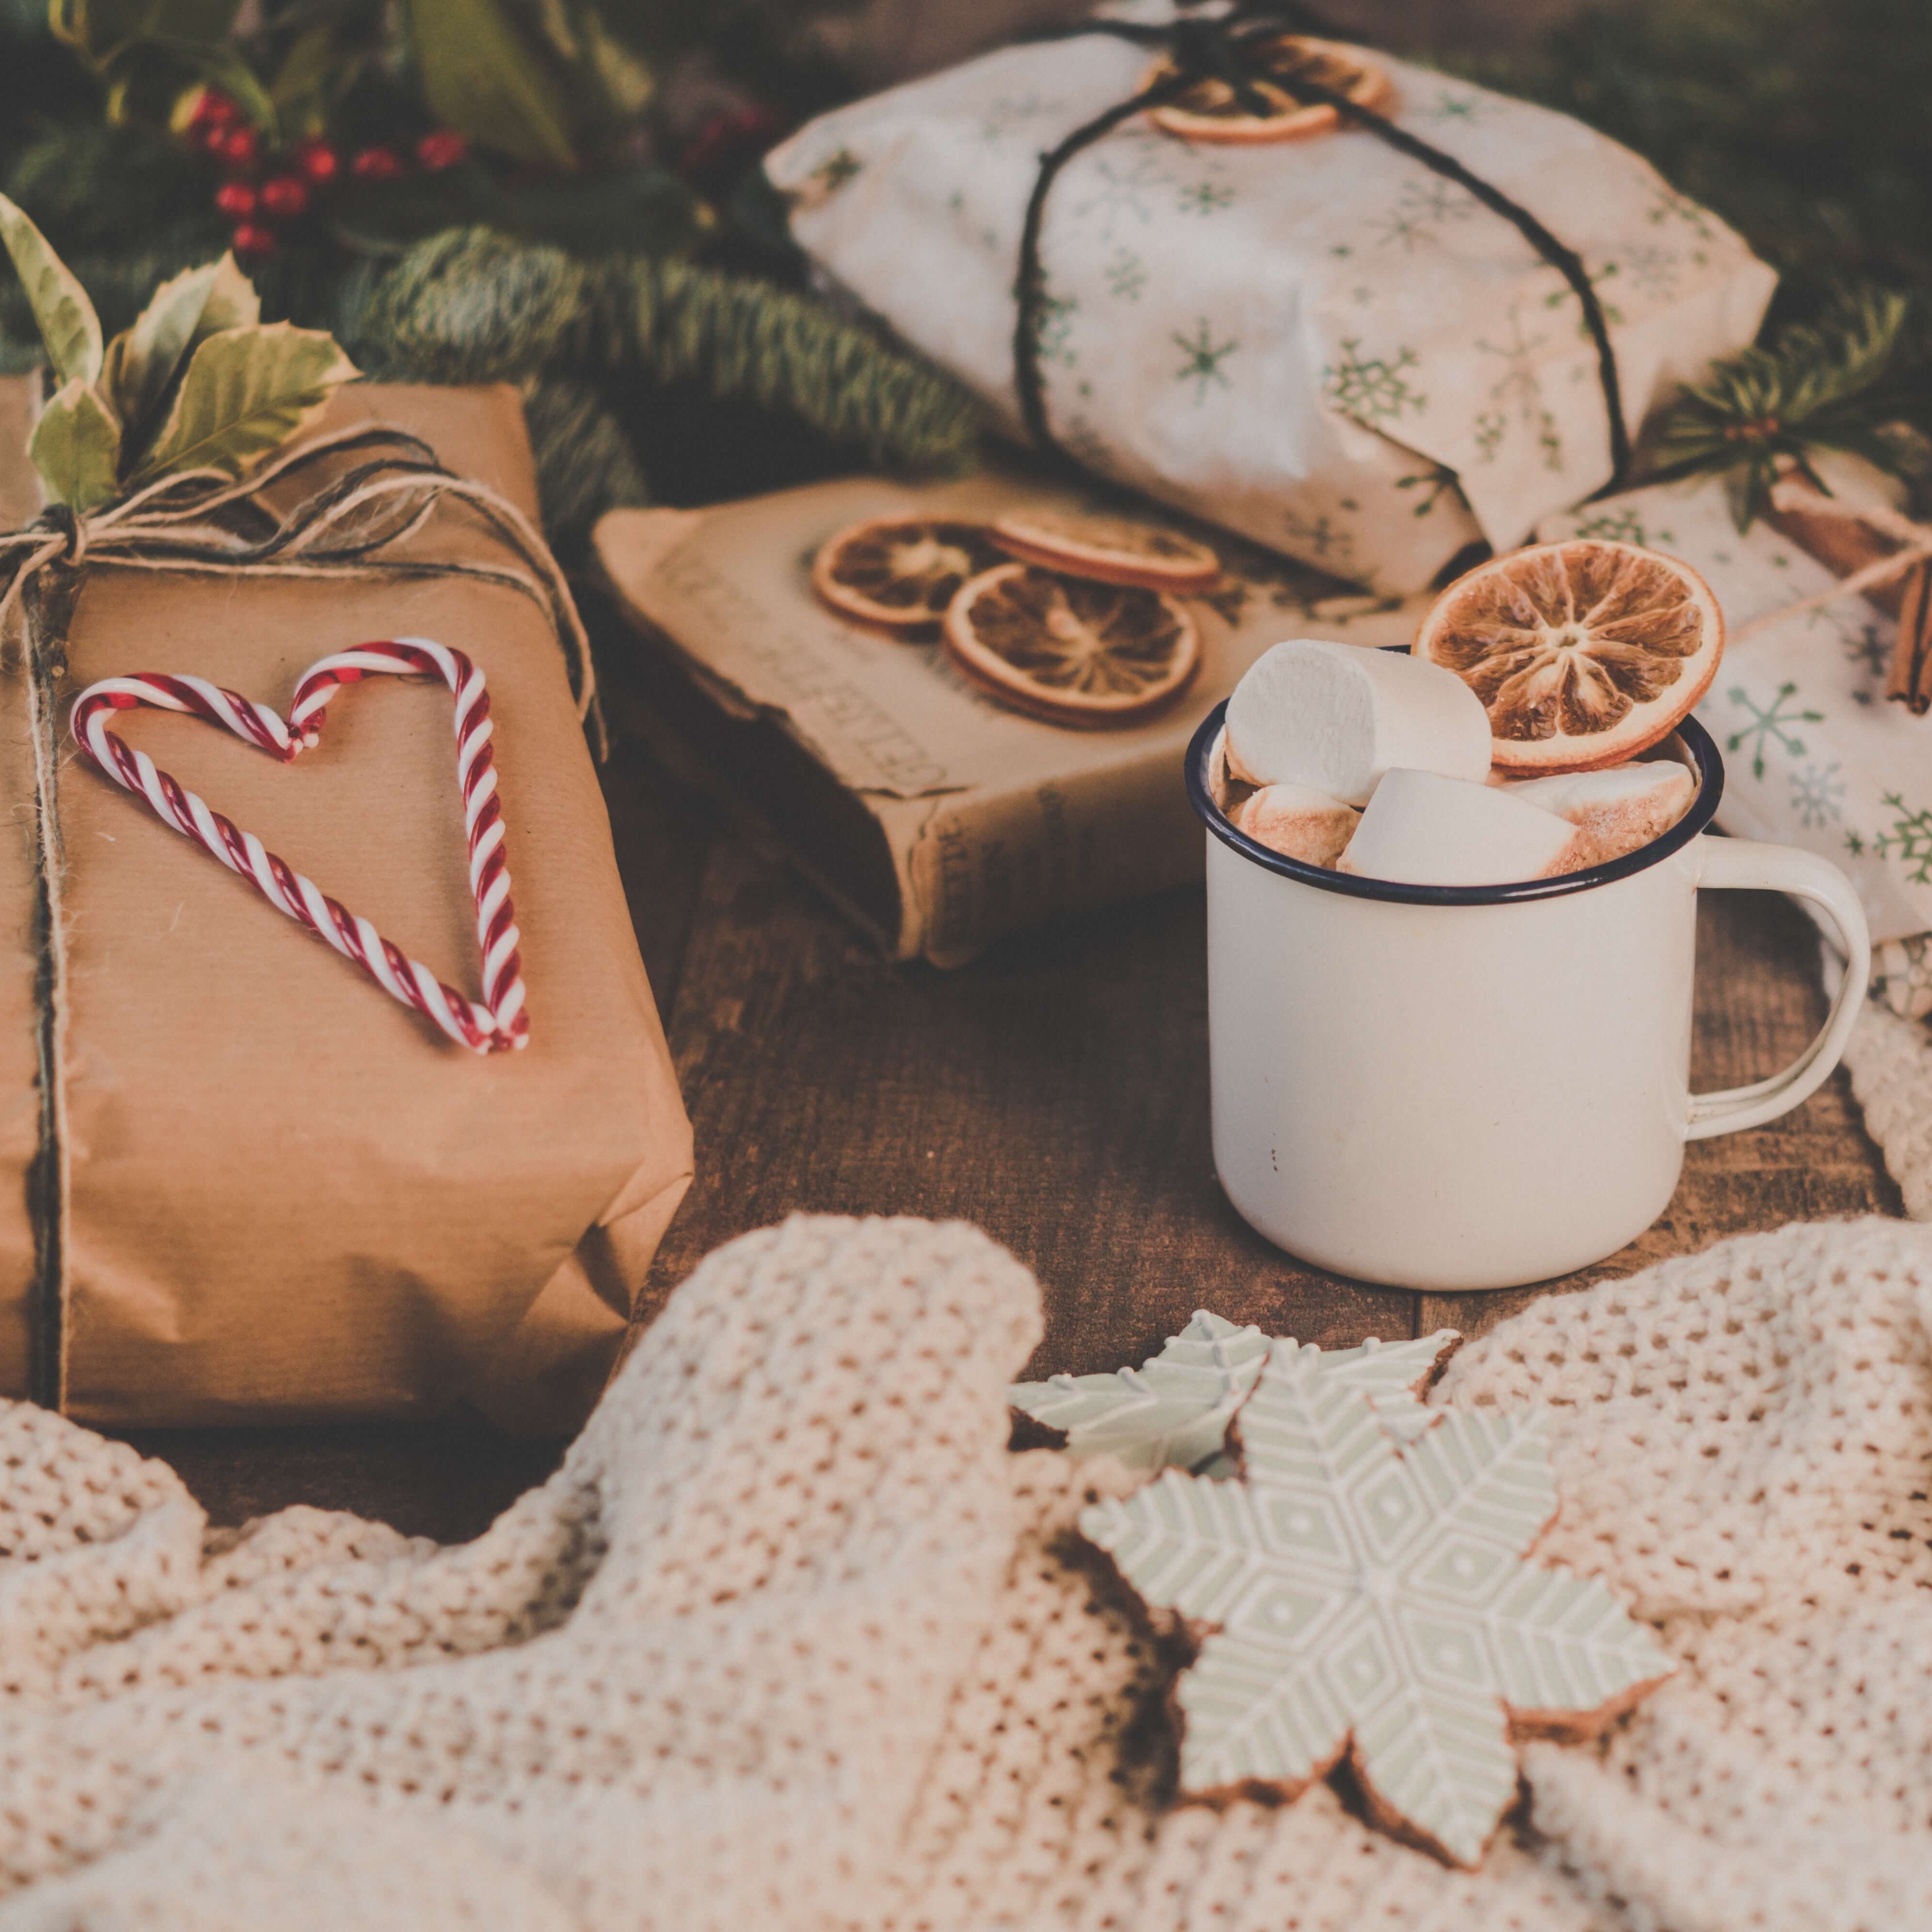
[115,1423,565,1543]
[643,833,1417,1380]
[587,586,717,1023]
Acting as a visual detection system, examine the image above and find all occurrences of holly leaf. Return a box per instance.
[30,380,123,511]
[268,24,364,137]
[102,252,260,438]
[128,323,358,486]
[405,0,578,169]
[0,195,103,389]
[50,0,241,64]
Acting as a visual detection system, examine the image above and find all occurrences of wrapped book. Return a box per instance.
[594,466,1421,966]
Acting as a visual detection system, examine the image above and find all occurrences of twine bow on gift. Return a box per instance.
[1011,0,1631,495]
[0,422,595,724]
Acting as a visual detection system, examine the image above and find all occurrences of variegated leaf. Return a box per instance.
[103,253,260,434]
[128,323,357,486]
[30,379,121,510]
[0,194,101,388]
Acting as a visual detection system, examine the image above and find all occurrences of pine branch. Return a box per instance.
[1645,284,1932,524]
[351,226,984,484]
[586,253,980,474]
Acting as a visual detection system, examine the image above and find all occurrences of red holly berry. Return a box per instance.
[230,222,277,259]
[350,146,404,183]
[187,87,239,132]
[218,125,259,170]
[415,129,468,171]
[293,138,341,186]
[259,175,309,218]
[213,182,257,218]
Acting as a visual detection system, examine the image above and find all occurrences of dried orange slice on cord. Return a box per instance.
[989,510,1220,593]
[1147,35,1392,146]
[944,564,1200,726]
[812,517,1007,631]
[1414,539,1724,774]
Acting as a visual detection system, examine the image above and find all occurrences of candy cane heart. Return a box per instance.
[69,638,528,1054]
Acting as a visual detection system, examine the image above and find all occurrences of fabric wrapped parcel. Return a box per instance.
[765,10,1776,594]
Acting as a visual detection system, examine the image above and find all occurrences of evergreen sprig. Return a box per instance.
[350,227,981,541]
[1644,285,1932,524]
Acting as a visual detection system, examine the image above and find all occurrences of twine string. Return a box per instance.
[1012,1,1631,494]
[0,424,597,732]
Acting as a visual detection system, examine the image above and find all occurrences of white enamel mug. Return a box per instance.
[1187,703,1871,1291]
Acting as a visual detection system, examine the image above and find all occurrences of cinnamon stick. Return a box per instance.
[1890,558,1932,713]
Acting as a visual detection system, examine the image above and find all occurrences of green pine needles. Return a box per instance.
[350,227,981,543]
[1646,285,1932,523]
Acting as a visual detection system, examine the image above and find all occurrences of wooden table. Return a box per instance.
[129,633,1903,1542]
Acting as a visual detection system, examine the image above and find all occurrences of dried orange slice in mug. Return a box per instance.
[812,517,1007,631]
[990,510,1220,593]
[944,564,1200,726]
[1414,540,1724,774]
[1147,35,1392,146]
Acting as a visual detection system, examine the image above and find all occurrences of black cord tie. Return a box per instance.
[1011,2,1630,511]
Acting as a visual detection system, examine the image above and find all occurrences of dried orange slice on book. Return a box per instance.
[944,564,1200,726]
[990,510,1220,593]
[1414,540,1724,774]
[1147,35,1392,146]
[812,517,1007,630]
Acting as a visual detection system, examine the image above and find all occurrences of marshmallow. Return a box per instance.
[1339,769,1579,885]
[1225,639,1492,807]
[1496,761,1695,867]
[1206,725,1250,815]
[1234,783,1359,867]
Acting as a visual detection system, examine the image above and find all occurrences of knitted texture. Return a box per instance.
[1846,998,1932,1220]
[0,1211,1928,1929]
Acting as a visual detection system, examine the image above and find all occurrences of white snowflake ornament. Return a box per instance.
[1080,1342,1673,1868]
[1009,1313,1457,1477]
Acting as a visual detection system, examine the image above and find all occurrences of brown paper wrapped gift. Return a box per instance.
[0,379,692,1430]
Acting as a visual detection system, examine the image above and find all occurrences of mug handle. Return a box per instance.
[1685,834,1872,1141]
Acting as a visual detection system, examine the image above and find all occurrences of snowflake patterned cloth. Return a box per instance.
[764,3,1772,593]
[1009,1312,1456,1477]
[1080,1340,1673,1868]
[1538,473,1932,948]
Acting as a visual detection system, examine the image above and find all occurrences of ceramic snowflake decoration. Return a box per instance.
[1010,1312,1457,1477]
[1080,1342,1673,1868]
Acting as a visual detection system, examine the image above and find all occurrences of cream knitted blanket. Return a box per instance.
[0,1210,1928,1931]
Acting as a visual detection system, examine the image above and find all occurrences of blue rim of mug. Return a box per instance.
[1185,699,1724,906]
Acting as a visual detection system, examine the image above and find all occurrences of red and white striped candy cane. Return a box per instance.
[70,637,528,1054]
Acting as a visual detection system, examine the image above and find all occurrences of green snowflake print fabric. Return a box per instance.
[1080,1341,1672,1868]
[1539,469,1932,952]
[765,5,1772,594]
[1009,1312,1456,1477]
